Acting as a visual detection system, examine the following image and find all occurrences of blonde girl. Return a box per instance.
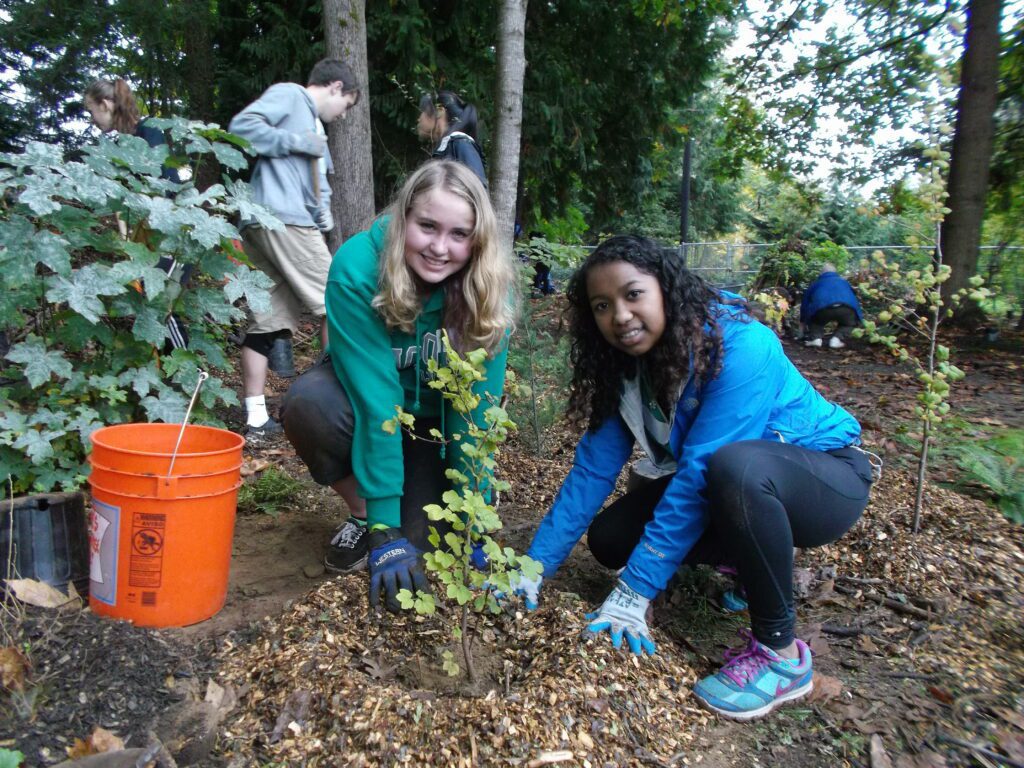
[281,160,514,611]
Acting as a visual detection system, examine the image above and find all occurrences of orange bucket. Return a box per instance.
[88,461,241,499]
[91,423,244,475]
[87,423,245,627]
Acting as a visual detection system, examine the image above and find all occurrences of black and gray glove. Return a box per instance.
[367,528,430,613]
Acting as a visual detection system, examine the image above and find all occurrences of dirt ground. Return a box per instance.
[2,309,1022,767]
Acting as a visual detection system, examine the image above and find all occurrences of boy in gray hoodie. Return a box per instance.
[229,58,360,435]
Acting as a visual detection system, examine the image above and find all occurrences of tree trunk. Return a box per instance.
[490,0,529,257]
[323,0,375,250]
[180,0,219,189]
[940,0,1003,305]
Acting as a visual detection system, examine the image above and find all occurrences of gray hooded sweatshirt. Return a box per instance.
[229,83,332,228]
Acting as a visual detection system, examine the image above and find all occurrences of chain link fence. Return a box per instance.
[537,241,1022,307]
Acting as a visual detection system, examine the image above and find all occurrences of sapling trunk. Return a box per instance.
[461,602,476,684]
[913,224,945,533]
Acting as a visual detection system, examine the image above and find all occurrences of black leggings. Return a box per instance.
[807,304,859,341]
[587,440,873,649]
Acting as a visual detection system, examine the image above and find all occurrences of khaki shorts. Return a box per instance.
[241,224,332,334]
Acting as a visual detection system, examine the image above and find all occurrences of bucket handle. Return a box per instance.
[167,370,209,478]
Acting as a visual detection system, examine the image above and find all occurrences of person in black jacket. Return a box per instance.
[417,91,487,187]
[85,78,189,350]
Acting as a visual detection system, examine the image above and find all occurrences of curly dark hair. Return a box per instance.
[566,234,748,431]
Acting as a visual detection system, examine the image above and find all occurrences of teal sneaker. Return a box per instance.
[693,630,813,720]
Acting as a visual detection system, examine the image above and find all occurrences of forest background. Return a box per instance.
[0,0,1022,308]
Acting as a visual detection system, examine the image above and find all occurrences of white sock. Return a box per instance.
[245,395,269,427]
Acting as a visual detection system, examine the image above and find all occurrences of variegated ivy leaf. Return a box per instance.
[223,179,284,230]
[64,406,103,449]
[198,375,238,408]
[132,305,169,346]
[60,161,125,207]
[140,392,188,423]
[18,179,61,216]
[0,141,63,171]
[0,409,29,434]
[45,264,127,323]
[5,338,73,387]
[119,365,164,398]
[84,134,166,176]
[14,428,61,464]
[223,264,273,313]
[145,197,237,248]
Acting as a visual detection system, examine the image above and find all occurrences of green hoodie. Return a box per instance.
[325,217,509,529]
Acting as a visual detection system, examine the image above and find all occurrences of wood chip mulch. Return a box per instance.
[214,582,711,768]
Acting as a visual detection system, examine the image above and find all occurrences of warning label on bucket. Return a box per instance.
[90,499,120,606]
[129,512,166,589]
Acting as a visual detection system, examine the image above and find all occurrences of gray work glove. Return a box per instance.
[585,580,656,656]
[292,132,327,157]
[314,206,335,233]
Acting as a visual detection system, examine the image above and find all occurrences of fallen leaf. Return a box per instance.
[927,685,954,705]
[65,727,124,759]
[807,673,843,703]
[858,635,880,653]
[361,656,396,681]
[89,728,124,754]
[0,645,29,690]
[7,578,75,608]
[205,679,238,715]
[809,633,832,658]
[870,734,894,768]
[240,458,272,477]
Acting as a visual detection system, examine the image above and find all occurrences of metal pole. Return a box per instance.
[680,134,692,263]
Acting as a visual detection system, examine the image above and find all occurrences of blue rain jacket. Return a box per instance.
[526,305,861,600]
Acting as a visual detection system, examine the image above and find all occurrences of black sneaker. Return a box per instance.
[245,417,284,439]
[325,518,369,573]
[268,336,296,378]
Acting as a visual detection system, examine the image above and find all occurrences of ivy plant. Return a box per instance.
[383,334,541,683]
[0,119,276,496]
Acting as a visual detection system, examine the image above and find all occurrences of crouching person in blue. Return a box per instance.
[515,235,877,720]
[801,264,863,349]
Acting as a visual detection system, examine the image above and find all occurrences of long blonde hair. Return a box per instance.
[373,161,514,354]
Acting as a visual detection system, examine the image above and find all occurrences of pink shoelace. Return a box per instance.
[720,629,778,686]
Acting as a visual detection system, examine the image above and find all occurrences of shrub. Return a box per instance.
[384,334,541,682]
[0,120,276,497]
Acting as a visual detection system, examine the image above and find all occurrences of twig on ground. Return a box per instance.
[837,576,886,586]
[834,583,936,620]
[526,751,574,768]
[937,733,1024,768]
[822,623,880,637]
[882,671,940,681]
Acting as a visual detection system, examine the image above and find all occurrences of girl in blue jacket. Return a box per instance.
[519,235,877,720]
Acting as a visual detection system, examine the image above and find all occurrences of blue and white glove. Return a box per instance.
[367,528,430,613]
[585,580,656,656]
[314,206,335,233]
[491,571,543,611]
